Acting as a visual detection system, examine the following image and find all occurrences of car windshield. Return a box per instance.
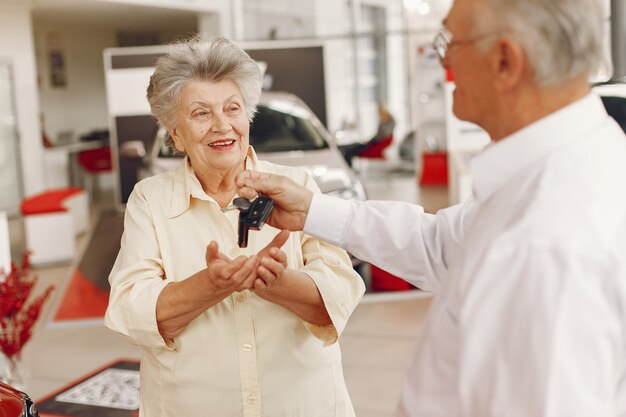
[249,104,329,153]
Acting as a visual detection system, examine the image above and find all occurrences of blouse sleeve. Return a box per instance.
[104,182,175,351]
[296,172,366,345]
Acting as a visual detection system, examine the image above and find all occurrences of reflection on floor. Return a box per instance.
[8,165,448,417]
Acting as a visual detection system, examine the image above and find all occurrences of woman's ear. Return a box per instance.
[492,37,526,92]
[168,127,185,153]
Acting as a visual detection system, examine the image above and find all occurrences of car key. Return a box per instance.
[225,196,274,248]
[221,197,252,213]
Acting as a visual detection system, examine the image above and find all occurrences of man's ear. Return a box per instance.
[491,38,526,92]
[168,127,185,153]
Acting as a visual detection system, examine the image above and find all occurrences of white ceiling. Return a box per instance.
[31,0,198,30]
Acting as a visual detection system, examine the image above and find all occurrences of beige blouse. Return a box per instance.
[105,149,365,417]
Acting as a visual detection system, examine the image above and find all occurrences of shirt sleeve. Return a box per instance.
[104,183,174,351]
[458,243,622,417]
[304,194,476,291]
[297,173,366,345]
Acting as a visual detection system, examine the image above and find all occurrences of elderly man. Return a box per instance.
[237,0,626,416]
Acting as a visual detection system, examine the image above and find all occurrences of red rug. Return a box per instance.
[51,210,123,323]
[53,269,110,322]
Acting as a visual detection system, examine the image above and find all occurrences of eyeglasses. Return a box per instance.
[433,28,500,60]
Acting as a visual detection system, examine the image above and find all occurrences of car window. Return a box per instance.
[600,96,626,133]
[249,105,329,153]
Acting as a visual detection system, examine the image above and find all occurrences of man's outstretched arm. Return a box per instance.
[236,170,475,290]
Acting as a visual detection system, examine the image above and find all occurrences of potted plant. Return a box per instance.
[0,253,54,389]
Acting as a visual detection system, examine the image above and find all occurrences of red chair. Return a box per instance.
[370,264,414,291]
[355,134,393,159]
[352,135,394,176]
[419,151,448,185]
[77,146,112,200]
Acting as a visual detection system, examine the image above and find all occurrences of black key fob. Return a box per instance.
[235,196,274,248]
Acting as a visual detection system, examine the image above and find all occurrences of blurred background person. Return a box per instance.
[340,103,395,167]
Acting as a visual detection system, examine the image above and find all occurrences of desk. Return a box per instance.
[44,140,104,188]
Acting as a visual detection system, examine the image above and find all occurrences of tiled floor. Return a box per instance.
[6,164,448,416]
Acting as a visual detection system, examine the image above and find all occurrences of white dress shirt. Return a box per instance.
[304,93,626,416]
[105,149,365,417]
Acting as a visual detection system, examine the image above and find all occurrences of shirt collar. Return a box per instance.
[469,93,609,203]
[168,146,260,218]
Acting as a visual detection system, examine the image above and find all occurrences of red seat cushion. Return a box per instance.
[21,187,84,215]
[77,147,112,173]
[356,135,393,159]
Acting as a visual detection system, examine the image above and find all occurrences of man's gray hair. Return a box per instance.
[147,35,263,142]
[474,0,606,86]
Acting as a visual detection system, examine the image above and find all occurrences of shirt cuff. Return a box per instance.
[304,194,353,247]
[123,278,176,351]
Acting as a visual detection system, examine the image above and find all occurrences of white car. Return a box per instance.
[140,91,367,202]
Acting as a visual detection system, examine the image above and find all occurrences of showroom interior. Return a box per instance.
[0,0,624,416]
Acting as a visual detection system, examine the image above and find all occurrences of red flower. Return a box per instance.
[0,253,54,359]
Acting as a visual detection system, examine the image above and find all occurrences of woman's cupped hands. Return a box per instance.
[204,230,290,294]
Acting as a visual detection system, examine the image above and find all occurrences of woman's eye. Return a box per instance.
[192,111,208,118]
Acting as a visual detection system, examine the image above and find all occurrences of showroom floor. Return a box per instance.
[7,163,449,417]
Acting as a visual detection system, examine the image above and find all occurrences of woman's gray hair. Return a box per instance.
[473,0,606,86]
[147,35,263,146]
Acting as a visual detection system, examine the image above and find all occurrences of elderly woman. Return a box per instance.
[104,36,365,417]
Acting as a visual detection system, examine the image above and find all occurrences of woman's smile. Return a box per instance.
[207,138,237,151]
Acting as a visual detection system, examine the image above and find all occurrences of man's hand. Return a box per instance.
[235,171,313,231]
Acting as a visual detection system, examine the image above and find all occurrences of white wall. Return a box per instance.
[103,0,234,37]
[0,0,46,196]
[314,0,354,134]
[243,0,315,41]
[34,20,197,142]
[101,0,228,13]
[405,0,452,152]
[197,2,235,38]
[313,0,408,147]
[34,23,116,142]
[378,0,409,155]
